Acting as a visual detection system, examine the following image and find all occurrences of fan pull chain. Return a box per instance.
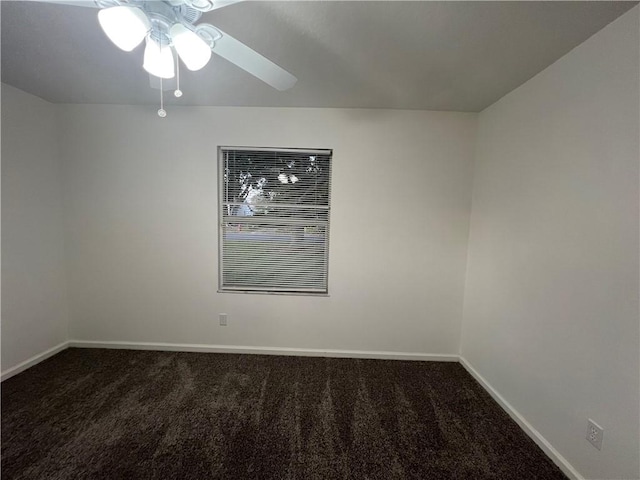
[175,60,183,98]
[158,77,167,118]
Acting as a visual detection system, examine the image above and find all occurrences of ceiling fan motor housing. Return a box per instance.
[178,4,202,24]
[139,1,202,46]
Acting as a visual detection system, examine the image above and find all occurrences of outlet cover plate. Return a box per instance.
[219,313,227,326]
[586,419,603,450]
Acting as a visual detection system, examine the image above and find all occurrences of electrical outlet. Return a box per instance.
[586,419,603,450]
[219,313,227,326]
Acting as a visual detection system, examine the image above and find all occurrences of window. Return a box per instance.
[219,147,332,294]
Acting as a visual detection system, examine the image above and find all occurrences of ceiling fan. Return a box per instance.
[35,0,298,116]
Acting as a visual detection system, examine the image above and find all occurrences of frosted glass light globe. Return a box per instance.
[98,6,150,52]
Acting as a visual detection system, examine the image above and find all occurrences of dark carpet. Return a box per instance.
[2,348,567,480]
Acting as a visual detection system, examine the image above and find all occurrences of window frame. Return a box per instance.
[217,146,332,296]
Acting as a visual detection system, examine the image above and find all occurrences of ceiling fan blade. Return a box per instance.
[195,0,245,12]
[207,27,297,91]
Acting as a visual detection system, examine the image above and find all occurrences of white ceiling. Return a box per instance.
[1,1,637,111]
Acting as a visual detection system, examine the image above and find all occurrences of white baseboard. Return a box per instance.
[459,356,584,480]
[1,341,70,382]
[67,340,460,362]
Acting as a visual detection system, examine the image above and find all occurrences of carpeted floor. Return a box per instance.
[2,348,567,480]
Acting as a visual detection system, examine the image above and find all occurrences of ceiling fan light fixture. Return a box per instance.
[98,6,151,52]
[143,37,175,79]
[170,23,212,71]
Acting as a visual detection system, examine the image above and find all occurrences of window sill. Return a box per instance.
[218,289,329,297]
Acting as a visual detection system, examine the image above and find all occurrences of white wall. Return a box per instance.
[58,106,476,355]
[461,7,639,480]
[1,84,69,372]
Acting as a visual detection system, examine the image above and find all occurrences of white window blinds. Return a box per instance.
[219,147,332,294]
